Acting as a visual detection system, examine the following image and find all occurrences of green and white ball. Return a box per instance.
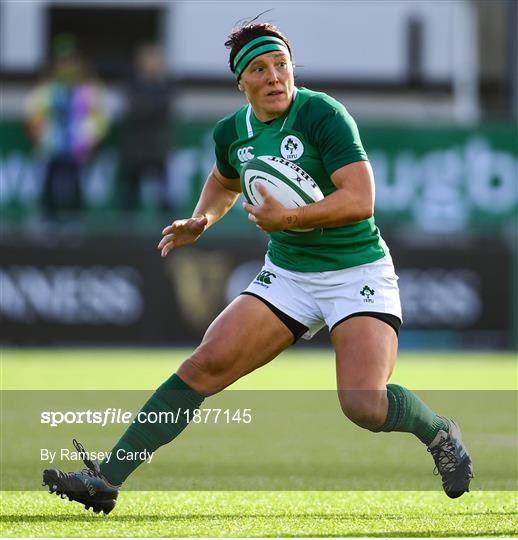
[241,155,324,232]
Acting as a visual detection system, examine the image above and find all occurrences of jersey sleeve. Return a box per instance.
[308,96,368,176]
[213,117,240,179]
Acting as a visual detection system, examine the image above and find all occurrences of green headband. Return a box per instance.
[233,35,290,80]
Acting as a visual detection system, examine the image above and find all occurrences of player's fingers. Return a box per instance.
[161,241,175,257]
[163,220,186,235]
[157,233,175,249]
[248,213,258,224]
[158,235,168,248]
[256,183,283,206]
[171,220,185,231]
[256,183,270,199]
[243,201,256,214]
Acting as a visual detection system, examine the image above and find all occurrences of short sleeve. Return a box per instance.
[213,119,239,179]
[310,97,368,176]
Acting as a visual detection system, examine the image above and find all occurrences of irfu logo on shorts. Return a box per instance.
[255,270,277,287]
[360,285,375,303]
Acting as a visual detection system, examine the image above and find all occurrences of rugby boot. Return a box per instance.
[42,439,119,514]
[427,416,473,498]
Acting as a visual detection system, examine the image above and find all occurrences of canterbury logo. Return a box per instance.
[255,270,276,285]
[237,146,254,162]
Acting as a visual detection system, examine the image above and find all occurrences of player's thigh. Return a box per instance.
[177,294,294,394]
[331,316,398,390]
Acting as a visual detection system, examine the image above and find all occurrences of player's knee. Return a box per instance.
[338,390,386,429]
[178,348,233,395]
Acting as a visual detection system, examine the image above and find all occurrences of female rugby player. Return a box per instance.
[43,22,473,514]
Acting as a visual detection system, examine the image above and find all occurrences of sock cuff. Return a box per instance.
[157,373,204,409]
[371,383,406,433]
[160,373,196,392]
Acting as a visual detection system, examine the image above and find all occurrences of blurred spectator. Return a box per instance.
[120,44,174,213]
[25,34,109,219]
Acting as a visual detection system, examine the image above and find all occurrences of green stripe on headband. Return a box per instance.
[233,36,290,80]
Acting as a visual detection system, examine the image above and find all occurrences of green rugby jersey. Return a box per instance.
[213,87,387,272]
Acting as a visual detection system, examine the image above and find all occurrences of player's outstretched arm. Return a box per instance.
[158,165,241,256]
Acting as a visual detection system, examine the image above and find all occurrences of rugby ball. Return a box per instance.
[241,155,324,232]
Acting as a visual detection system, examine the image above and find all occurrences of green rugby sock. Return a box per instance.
[372,384,447,445]
[99,374,204,486]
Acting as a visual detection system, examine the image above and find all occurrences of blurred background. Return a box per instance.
[1,0,517,350]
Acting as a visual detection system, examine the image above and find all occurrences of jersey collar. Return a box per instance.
[247,87,299,136]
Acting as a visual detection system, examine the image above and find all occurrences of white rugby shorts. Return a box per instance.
[243,255,402,340]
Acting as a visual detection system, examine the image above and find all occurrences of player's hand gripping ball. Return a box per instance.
[241,155,324,232]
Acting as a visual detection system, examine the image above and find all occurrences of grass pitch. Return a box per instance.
[1,348,517,537]
[1,491,516,537]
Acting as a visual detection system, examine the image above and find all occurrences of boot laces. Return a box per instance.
[428,436,458,475]
[71,439,102,477]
